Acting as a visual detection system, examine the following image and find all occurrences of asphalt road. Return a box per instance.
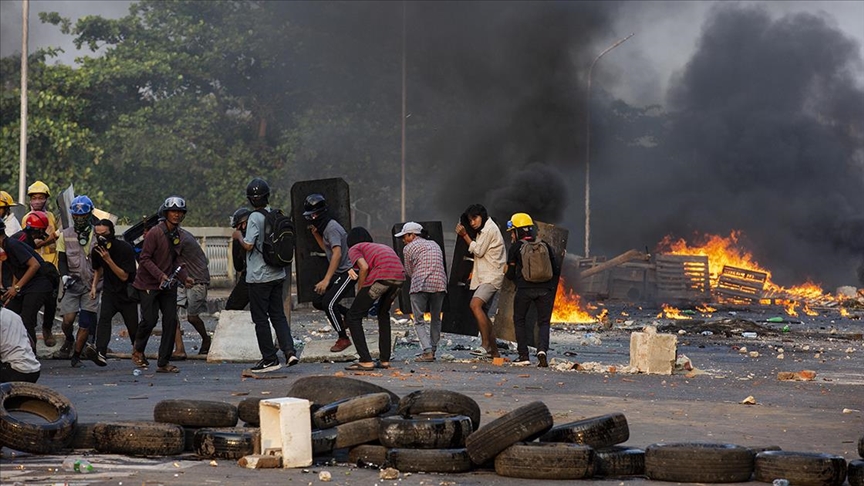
[2,305,862,485]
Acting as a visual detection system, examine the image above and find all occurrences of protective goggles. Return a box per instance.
[164,197,187,210]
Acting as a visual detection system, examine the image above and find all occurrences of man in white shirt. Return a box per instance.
[0,307,41,383]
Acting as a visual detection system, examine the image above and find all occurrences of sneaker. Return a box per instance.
[286,355,299,367]
[249,359,282,373]
[512,355,531,366]
[70,356,84,368]
[84,344,107,367]
[330,337,352,353]
[415,352,435,363]
[537,351,548,368]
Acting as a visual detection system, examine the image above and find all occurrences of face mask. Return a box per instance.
[96,234,113,249]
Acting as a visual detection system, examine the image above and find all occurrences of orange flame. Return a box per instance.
[840,308,850,317]
[785,301,799,317]
[656,304,691,320]
[551,278,597,323]
[802,304,818,317]
[659,231,831,301]
[696,304,716,314]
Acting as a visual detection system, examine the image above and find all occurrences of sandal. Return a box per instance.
[156,365,180,373]
[171,353,187,361]
[131,352,149,368]
[469,347,490,357]
[374,361,392,369]
[344,362,375,371]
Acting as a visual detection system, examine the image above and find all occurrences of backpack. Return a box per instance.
[256,208,295,267]
[519,240,554,283]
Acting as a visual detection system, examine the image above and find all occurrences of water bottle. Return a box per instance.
[773,479,789,486]
[132,368,142,377]
[62,458,94,473]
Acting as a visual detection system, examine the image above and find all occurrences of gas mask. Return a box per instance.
[74,217,92,246]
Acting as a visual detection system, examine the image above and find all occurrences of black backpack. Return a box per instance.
[256,208,295,267]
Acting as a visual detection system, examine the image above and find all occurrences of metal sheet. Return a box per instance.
[290,178,352,303]
[493,222,569,345]
[389,221,447,314]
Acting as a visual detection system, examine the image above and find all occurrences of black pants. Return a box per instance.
[513,287,554,356]
[248,279,295,362]
[134,287,178,368]
[95,290,139,355]
[312,272,355,338]
[0,363,39,383]
[345,282,401,363]
[225,272,249,310]
[5,291,52,347]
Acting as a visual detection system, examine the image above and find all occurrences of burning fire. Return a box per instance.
[785,301,799,317]
[658,231,831,302]
[696,304,716,314]
[552,278,597,323]
[656,304,691,320]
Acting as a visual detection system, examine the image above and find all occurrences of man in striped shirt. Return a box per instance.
[343,227,405,371]
[396,222,447,362]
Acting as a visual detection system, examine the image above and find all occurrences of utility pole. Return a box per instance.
[19,0,29,204]
[400,1,407,222]
[584,32,634,257]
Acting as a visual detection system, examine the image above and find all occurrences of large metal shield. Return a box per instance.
[290,178,352,304]
[493,222,568,344]
[390,221,447,314]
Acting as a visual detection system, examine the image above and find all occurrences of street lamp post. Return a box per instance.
[19,0,29,204]
[584,32,634,258]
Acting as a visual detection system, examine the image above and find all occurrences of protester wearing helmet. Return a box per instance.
[55,195,100,366]
[455,203,507,359]
[131,196,191,374]
[225,207,252,311]
[1,190,23,237]
[0,217,53,350]
[504,212,560,368]
[232,179,298,372]
[24,182,61,347]
[304,193,355,353]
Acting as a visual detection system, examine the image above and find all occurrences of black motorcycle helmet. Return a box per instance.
[231,207,252,228]
[303,193,328,220]
[246,178,270,207]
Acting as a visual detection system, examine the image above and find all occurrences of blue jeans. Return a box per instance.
[410,292,445,353]
[248,279,295,362]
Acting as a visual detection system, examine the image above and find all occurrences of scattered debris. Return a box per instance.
[741,396,757,405]
[777,370,816,381]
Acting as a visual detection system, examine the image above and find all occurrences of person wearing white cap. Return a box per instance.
[395,222,448,362]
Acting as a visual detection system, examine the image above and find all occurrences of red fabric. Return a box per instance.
[348,242,405,288]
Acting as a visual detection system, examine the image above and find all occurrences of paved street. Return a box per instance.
[2,303,862,485]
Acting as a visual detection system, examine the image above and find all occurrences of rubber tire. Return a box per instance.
[183,427,200,452]
[287,375,399,406]
[387,448,473,473]
[379,415,473,449]
[495,442,595,479]
[398,389,481,430]
[748,445,782,458]
[539,412,629,449]
[465,401,553,465]
[594,446,645,478]
[237,397,262,426]
[311,428,339,456]
[849,460,864,486]
[334,417,381,449]
[68,422,97,450]
[94,421,184,456]
[194,427,260,460]
[154,399,238,427]
[645,442,754,483]
[349,444,390,468]
[0,382,77,454]
[754,451,847,486]
[313,392,392,429]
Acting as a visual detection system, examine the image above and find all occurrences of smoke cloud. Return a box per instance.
[589,4,864,287]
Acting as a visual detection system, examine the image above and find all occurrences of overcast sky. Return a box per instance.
[1,0,862,107]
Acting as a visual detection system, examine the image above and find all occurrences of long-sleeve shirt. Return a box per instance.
[403,237,447,294]
[468,218,506,290]
[133,221,188,291]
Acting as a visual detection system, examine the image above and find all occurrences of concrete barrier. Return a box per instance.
[207,310,261,362]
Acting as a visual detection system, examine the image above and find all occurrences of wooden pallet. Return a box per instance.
[715,265,768,303]
[655,254,710,302]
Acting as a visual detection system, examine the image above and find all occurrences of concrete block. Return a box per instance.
[629,326,677,375]
[259,397,312,468]
[299,331,400,363]
[207,310,261,363]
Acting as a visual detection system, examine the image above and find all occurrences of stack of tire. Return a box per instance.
[643,442,851,485]
[845,436,864,486]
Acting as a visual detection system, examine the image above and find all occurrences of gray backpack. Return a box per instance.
[519,240,553,283]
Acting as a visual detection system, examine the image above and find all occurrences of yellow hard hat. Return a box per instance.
[0,191,21,208]
[508,212,534,230]
[27,180,50,196]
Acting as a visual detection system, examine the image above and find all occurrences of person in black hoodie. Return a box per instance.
[504,213,560,368]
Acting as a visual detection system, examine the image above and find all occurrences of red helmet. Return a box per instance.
[25,211,50,230]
